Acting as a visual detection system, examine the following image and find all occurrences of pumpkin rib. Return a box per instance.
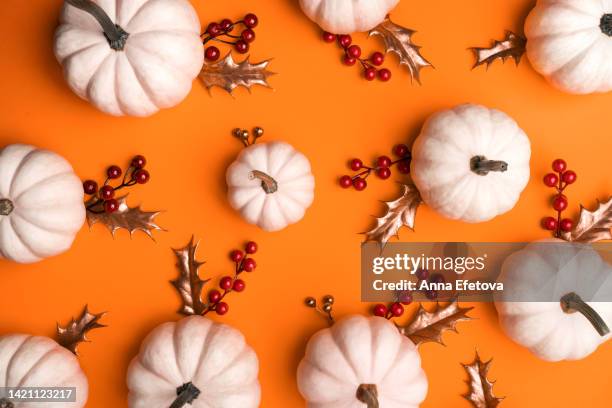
[2,335,30,387]
[120,0,152,27]
[7,149,39,198]
[7,217,41,261]
[10,171,76,203]
[16,348,64,388]
[55,27,108,63]
[121,51,159,110]
[549,34,602,77]
[10,210,75,236]
[127,34,197,78]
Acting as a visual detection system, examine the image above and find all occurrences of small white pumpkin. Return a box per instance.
[54,0,204,117]
[127,316,261,408]
[411,104,531,223]
[525,0,612,94]
[299,0,399,34]
[226,141,315,232]
[297,315,427,407]
[0,334,88,407]
[0,144,85,264]
[495,240,612,361]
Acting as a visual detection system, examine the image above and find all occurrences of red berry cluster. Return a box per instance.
[322,31,391,82]
[204,241,258,316]
[541,159,577,237]
[339,144,411,191]
[83,155,149,214]
[203,13,259,61]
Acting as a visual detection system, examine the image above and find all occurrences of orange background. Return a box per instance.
[1,0,611,406]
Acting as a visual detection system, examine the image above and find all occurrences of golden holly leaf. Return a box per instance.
[171,237,210,316]
[56,306,106,355]
[471,31,526,69]
[462,351,504,408]
[369,16,433,84]
[86,195,163,239]
[562,197,612,243]
[363,184,422,246]
[200,53,274,95]
[397,299,474,346]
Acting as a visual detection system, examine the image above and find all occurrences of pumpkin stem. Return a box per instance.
[561,292,610,337]
[65,0,129,51]
[0,398,14,408]
[249,170,278,194]
[356,384,379,408]
[0,199,14,216]
[170,382,201,408]
[470,155,508,176]
[600,14,612,36]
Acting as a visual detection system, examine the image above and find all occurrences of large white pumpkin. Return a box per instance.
[226,141,315,232]
[299,0,399,34]
[495,240,612,361]
[411,104,531,223]
[127,316,261,408]
[525,0,612,94]
[297,315,427,407]
[0,144,85,264]
[0,334,88,407]
[54,0,204,117]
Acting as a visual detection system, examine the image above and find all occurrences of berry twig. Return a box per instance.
[305,295,335,325]
[339,144,411,191]
[232,126,264,147]
[202,13,259,62]
[322,32,391,81]
[541,159,577,237]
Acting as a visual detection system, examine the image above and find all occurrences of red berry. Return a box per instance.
[131,155,146,169]
[83,180,98,195]
[322,31,336,42]
[430,273,445,284]
[399,291,413,305]
[376,167,391,179]
[377,156,392,168]
[347,45,361,58]
[243,13,258,28]
[393,144,410,157]
[205,46,220,61]
[220,19,233,32]
[343,55,356,66]
[378,68,391,82]
[99,185,115,200]
[215,302,229,315]
[233,279,246,292]
[425,290,438,300]
[206,22,222,37]
[373,304,387,317]
[552,195,568,211]
[552,159,567,173]
[353,177,367,191]
[104,198,119,213]
[230,250,244,262]
[338,34,352,48]
[235,40,249,54]
[245,241,258,254]
[390,302,404,317]
[107,165,122,179]
[208,289,222,303]
[220,276,233,290]
[397,161,411,174]
[543,173,558,187]
[560,218,573,232]
[370,52,384,66]
[350,159,363,171]
[134,169,150,184]
[339,175,352,188]
[562,170,577,184]
[416,268,429,280]
[364,67,377,81]
[243,258,256,272]
[541,217,558,231]
[241,28,256,43]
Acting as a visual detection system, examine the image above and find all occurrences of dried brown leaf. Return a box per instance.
[471,31,526,69]
[369,16,433,84]
[562,197,612,243]
[397,299,474,346]
[86,195,163,239]
[462,351,504,408]
[56,306,106,355]
[170,236,209,316]
[363,184,421,246]
[200,53,274,94]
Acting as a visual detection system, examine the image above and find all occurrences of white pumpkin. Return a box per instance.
[0,144,85,264]
[0,334,88,407]
[299,0,399,34]
[525,0,612,94]
[297,315,427,408]
[54,0,204,117]
[127,316,260,408]
[411,104,531,223]
[495,240,612,361]
[226,141,315,232]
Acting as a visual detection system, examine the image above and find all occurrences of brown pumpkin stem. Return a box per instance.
[601,14,612,36]
[170,382,201,408]
[356,384,379,408]
[65,0,129,51]
[470,155,508,176]
[561,292,610,337]
[0,398,14,408]
[0,199,13,216]
[249,170,278,194]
